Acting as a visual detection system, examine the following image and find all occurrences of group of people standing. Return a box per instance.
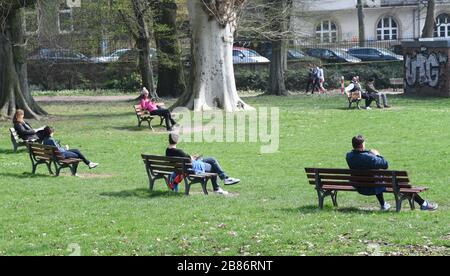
[306,64,326,94]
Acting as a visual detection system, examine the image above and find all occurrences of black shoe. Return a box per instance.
[384,105,391,108]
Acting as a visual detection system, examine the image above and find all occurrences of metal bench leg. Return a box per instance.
[184,178,191,196]
[394,194,402,212]
[317,191,325,209]
[70,163,79,176]
[147,120,154,132]
[32,163,38,174]
[149,177,156,191]
[201,179,208,195]
[331,191,338,207]
[408,194,416,210]
[46,162,54,175]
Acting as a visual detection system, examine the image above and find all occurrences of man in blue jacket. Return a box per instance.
[346,135,437,211]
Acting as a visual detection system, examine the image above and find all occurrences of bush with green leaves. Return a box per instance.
[234,61,403,92]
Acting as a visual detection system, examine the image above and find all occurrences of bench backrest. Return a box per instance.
[28,143,65,161]
[9,128,22,142]
[134,104,148,117]
[142,154,193,175]
[305,168,412,189]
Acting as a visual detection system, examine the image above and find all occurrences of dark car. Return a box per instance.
[29,48,91,63]
[305,48,361,63]
[263,48,320,62]
[347,47,403,61]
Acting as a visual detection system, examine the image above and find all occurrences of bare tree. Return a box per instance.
[264,0,292,96]
[357,0,365,47]
[150,0,187,98]
[172,0,253,111]
[118,0,157,97]
[0,0,47,119]
[422,0,436,38]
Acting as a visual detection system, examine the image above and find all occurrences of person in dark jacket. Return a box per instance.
[42,126,98,171]
[346,135,438,211]
[166,133,240,195]
[13,109,46,142]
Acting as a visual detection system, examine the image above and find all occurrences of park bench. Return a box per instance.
[305,168,429,212]
[389,78,403,91]
[345,91,362,109]
[142,154,218,195]
[134,105,165,131]
[27,143,82,176]
[10,128,36,152]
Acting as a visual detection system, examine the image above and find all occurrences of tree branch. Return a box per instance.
[118,9,139,40]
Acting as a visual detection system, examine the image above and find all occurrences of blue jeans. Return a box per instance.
[203,157,227,190]
[63,149,90,165]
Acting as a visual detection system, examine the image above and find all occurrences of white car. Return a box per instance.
[93,49,131,63]
[233,47,270,64]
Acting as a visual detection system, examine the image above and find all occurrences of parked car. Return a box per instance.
[304,48,361,63]
[29,48,91,63]
[233,47,270,64]
[117,48,158,63]
[347,47,404,61]
[262,48,319,62]
[94,48,132,63]
[389,44,404,56]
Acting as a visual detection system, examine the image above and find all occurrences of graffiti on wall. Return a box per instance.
[405,48,448,88]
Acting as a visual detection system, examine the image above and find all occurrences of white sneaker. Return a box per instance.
[214,188,229,195]
[89,162,99,169]
[365,107,372,110]
[224,177,240,185]
[381,202,391,211]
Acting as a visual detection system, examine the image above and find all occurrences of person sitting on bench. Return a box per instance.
[42,126,99,170]
[13,109,46,142]
[366,78,390,108]
[345,76,377,110]
[346,135,437,211]
[165,133,240,195]
[140,87,177,131]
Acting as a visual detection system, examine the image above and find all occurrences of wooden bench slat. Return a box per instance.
[309,180,412,189]
[305,168,408,177]
[306,174,410,183]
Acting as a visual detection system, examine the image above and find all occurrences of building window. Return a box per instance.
[315,20,338,43]
[376,16,398,41]
[24,8,39,35]
[435,13,450,38]
[58,3,74,34]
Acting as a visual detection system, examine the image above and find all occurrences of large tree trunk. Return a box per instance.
[266,0,288,96]
[357,0,366,47]
[267,40,288,96]
[151,0,186,98]
[0,7,46,119]
[422,0,436,38]
[172,0,253,112]
[131,0,156,98]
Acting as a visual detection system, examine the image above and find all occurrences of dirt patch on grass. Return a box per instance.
[58,172,117,179]
[357,240,450,256]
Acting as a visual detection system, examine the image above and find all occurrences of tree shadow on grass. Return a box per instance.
[282,205,391,215]
[111,126,167,133]
[0,172,53,179]
[100,188,184,199]
[0,148,24,154]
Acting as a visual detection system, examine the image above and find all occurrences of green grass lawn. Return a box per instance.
[0,93,449,256]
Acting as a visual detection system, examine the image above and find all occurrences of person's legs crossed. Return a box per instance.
[65,149,90,165]
[203,157,227,180]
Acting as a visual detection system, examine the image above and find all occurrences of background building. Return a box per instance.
[292,0,450,43]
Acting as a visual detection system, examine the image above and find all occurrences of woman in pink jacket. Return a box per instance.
[140,88,177,131]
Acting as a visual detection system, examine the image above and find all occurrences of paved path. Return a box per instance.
[35,95,137,103]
